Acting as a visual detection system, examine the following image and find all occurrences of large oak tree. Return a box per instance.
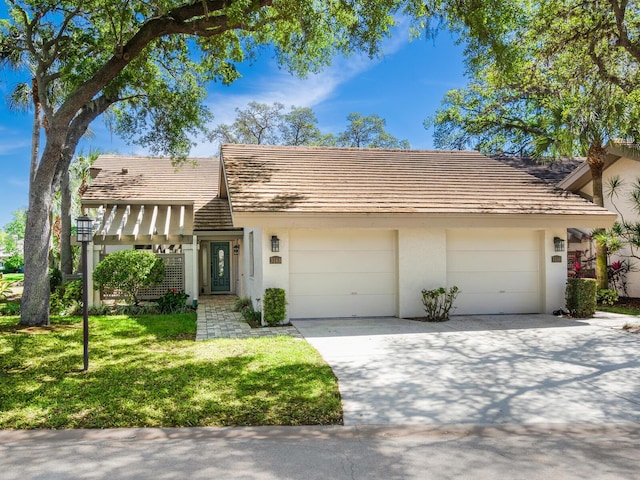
[1,0,430,326]
[427,0,640,289]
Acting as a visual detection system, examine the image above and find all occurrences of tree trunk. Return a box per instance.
[587,141,608,290]
[30,78,40,187]
[20,171,55,326]
[60,167,73,276]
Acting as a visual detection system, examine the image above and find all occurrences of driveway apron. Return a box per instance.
[291,313,640,426]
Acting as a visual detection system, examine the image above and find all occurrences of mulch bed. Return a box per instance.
[614,297,640,310]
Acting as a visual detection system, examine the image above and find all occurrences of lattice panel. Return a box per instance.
[101,253,185,301]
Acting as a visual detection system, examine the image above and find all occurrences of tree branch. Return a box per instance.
[54,0,273,126]
[609,0,640,62]
[54,95,116,191]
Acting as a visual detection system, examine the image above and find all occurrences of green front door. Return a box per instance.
[211,242,231,292]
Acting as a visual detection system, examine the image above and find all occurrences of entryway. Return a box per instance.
[210,242,231,293]
[195,296,301,340]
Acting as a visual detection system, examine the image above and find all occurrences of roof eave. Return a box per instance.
[558,143,640,192]
[230,211,617,230]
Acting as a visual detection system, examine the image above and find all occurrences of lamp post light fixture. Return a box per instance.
[271,235,280,252]
[76,215,93,371]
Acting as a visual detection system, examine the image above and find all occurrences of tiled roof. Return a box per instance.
[221,144,613,217]
[82,155,233,231]
[492,155,584,185]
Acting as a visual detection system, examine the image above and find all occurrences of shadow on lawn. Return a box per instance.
[1,355,341,428]
[0,317,341,428]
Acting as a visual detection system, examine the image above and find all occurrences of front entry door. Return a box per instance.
[211,242,231,292]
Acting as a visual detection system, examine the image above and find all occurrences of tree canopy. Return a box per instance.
[211,102,408,148]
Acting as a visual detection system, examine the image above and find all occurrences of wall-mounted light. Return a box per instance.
[553,237,565,252]
[271,235,280,252]
[233,244,240,255]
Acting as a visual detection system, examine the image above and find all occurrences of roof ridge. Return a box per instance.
[221,143,481,155]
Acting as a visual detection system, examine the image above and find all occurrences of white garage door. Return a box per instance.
[447,230,541,315]
[289,230,396,318]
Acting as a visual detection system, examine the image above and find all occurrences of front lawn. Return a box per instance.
[0,313,342,429]
[1,273,24,283]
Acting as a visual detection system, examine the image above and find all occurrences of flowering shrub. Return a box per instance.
[157,289,190,314]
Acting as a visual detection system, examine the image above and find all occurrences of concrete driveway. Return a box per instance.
[291,313,640,426]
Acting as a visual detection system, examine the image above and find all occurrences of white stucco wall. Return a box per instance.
[242,228,265,311]
[541,229,569,312]
[183,238,197,306]
[397,229,447,318]
[260,230,290,323]
[88,243,101,307]
[579,157,640,296]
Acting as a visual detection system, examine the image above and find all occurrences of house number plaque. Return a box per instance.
[270,256,282,264]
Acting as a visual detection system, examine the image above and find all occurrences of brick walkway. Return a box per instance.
[195,295,302,340]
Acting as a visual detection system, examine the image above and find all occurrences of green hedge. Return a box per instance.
[566,278,597,318]
[263,288,287,326]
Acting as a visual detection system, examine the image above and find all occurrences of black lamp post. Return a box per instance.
[76,215,93,371]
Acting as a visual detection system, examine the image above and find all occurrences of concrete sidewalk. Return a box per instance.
[292,312,640,426]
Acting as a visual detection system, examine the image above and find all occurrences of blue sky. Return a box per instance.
[0,18,467,228]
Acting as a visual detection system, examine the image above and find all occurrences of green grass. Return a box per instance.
[1,273,24,283]
[597,305,640,316]
[0,313,342,429]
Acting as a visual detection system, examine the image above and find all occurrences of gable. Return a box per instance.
[560,143,640,193]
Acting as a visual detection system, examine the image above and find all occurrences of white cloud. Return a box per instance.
[0,138,29,156]
[7,177,28,188]
[205,20,414,126]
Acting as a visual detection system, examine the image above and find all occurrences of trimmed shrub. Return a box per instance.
[566,278,597,318]
[263,288,287,326]
[421,286,460,322]
[93,250,165,305]
[2,254,24,273]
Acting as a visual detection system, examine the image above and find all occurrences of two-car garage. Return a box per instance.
[287,228,542,319]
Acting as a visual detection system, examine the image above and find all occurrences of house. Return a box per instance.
[559,143,640,296]
[82,146,616,318]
